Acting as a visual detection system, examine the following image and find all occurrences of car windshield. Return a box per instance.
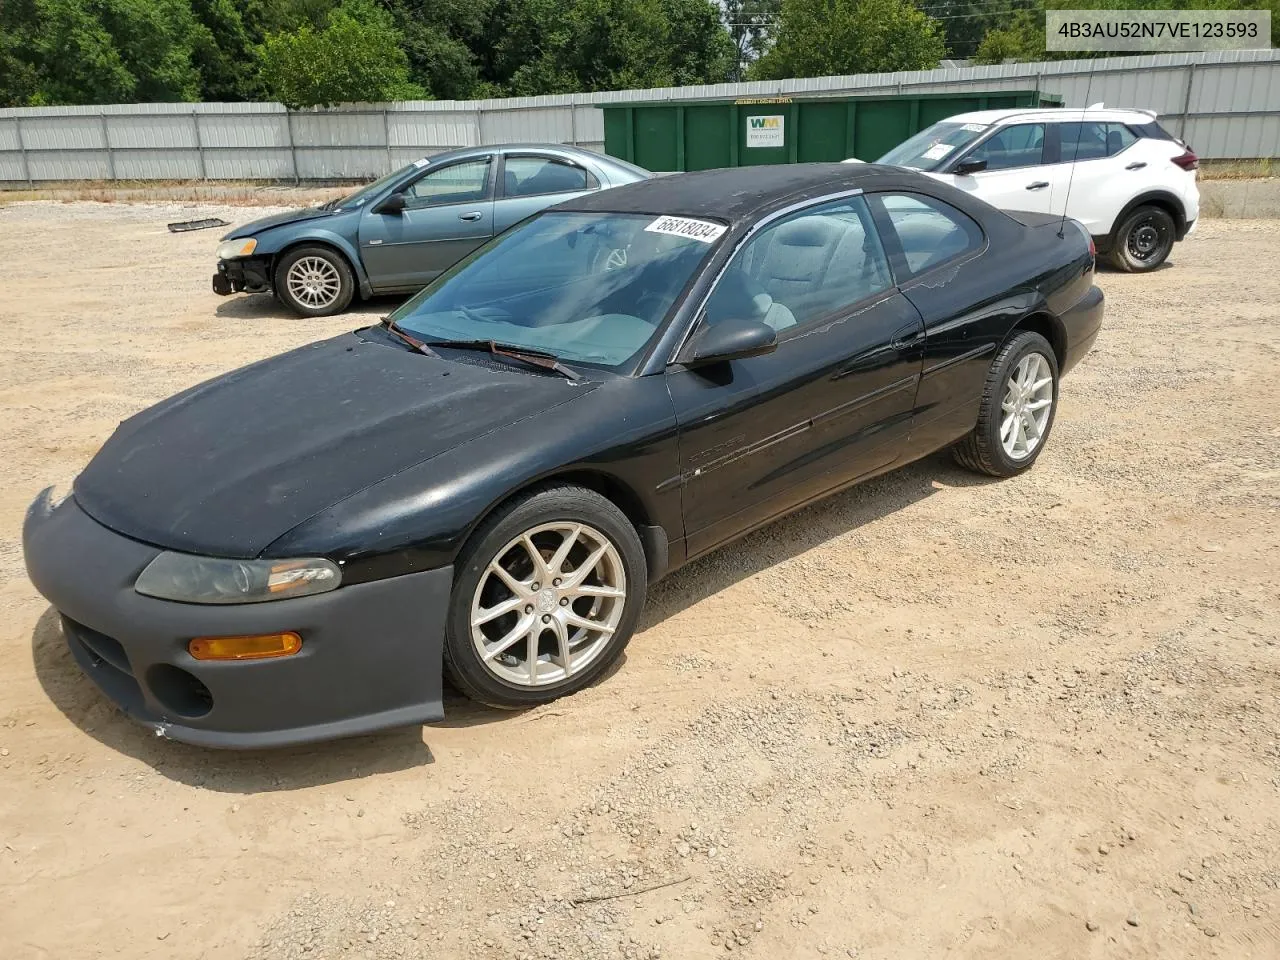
[330,163,416,209]
[877,121,990,171]
[388,211,723,369]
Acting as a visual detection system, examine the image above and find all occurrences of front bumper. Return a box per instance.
[23,490,451,748]
[213,257,271,296]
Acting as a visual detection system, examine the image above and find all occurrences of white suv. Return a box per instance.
[858,106,1200,272]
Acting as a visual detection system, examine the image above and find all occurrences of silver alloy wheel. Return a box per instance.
[1000,352,1054,460]
[285,256,342,309]
[470,522,627,687]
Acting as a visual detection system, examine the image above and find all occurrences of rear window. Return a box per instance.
[1130,121,1178,143]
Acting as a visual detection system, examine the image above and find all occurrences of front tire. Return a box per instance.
[443,485,648,709]
[1107,205,1176,272]
[274,245,355,316]
[953,331,1059,477]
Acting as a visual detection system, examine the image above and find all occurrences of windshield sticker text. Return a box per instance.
[644,216,727,244]
[923,143,955,160]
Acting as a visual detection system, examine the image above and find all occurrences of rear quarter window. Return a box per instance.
[1130,121,1178,142]
[872,193,984,277]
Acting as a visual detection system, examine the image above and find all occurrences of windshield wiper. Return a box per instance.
[379,316,440,358]
[426,339,581,381]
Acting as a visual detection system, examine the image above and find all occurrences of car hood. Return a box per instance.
[223,207,336,239]
[73,332,593,558]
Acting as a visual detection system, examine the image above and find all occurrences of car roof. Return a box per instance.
[553,163,924,223]
[421,143,629,166]
[944,107,1159,126]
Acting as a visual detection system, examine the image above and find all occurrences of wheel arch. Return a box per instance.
[1009,311,1067,371]
[270,234,370,297]
[463,468,669,583]
[1108,190,1186,240]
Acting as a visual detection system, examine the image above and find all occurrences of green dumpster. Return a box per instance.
[600,90,1063,172]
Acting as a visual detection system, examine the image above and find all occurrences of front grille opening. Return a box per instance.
[145,664,214,718]
[64,618,133,677]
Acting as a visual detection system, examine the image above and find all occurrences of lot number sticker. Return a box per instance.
[645,216,727,244]
[922,143,955,161]
[746,114,785,148]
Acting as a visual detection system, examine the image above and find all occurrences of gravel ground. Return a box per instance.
[0,202,1276,960]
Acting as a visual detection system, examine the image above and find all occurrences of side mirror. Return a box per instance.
[951,158,988,176]
[375,192,406,215]
[679,316,778,367]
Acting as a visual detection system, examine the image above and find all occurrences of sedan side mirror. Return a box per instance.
[951,158,988,176]
[680,316,778,367]
[375,192,406,215]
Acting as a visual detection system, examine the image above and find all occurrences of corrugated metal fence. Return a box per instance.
[2,49,1278,184]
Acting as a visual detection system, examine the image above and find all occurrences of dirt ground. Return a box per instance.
[0,202,1276,960]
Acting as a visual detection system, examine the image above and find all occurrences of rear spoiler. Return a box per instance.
[1085,102,1159,120]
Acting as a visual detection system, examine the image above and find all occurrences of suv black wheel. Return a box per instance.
[1107,205,1176,273]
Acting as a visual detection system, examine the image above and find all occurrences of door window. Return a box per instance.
[965,123,1046,170]
[1057,121,1111,161]
[503,156,597,197]
[403,159,491,209]
[1105,123,1138,156]
[874,193,983,276]
[703,195,892,334]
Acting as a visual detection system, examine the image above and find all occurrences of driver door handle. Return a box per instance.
[1025,181,1050,190]
[459,211,483,222]
[1125,161,1148,170]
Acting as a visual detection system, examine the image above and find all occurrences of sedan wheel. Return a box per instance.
[273,245,356,316]
[953,330,1059,477]
[999,352,1054,461]
[445,485,647,709]
[287,256,343,310]
[470,522,627,688]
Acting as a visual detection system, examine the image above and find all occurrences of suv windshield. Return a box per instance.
[389,211,723,369]
[878,120,991,171]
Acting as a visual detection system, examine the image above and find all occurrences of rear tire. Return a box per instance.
[953,331,1059,478]
[1106,205,1175,272]
[274,245,355,316]
[443,485,648,710]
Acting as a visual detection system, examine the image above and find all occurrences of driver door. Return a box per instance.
[934,122,1063,215]
[666,196,925,560]
[359,156,495,292]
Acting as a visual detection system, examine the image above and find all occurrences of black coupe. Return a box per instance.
[24,164,1103,748]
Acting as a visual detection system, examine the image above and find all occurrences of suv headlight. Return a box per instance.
[217,238,257,260]
[135,552,341,604]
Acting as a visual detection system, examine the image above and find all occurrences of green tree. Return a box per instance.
[386,0,494,100]
[724,0,780,81]
[13,0,202,104]
[258,0,425,107]
[973,8,1043,64]
[475,0,730,96]
[752,0,946,79]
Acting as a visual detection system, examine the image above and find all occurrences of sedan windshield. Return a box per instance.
[331,163,415,209]
[877,121,990,171]
[389,211,723,369]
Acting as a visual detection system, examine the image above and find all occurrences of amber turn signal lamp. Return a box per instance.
[188,632,302,661]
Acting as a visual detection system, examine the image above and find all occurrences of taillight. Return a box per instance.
[1088,235,1096,258]
[1172,149,1198,171]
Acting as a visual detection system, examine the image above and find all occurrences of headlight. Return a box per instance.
[216,237,257,260]
[135,552,340,604]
